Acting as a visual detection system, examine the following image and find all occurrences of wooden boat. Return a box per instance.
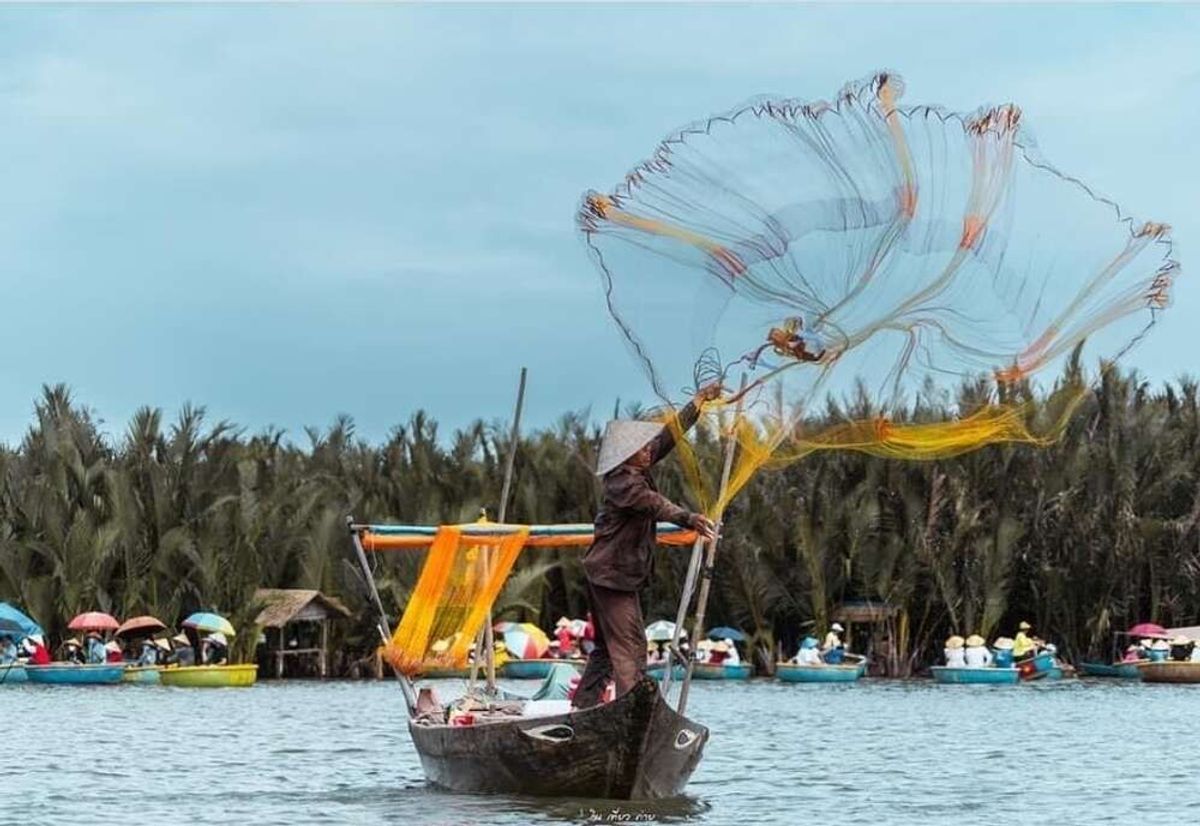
[775,656,867,683]
[1136,661,1200,684]
[1078,661,1144,679]
[159,664,257,687]
[0,664,27,684]
[690,662,752,680]
[123,665,163,684]
[25,663,126,685]
[931,666,1020,684]
[410,678,707,799]
[647,662,686,681]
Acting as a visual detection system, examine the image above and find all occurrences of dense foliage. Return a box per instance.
[1,366,1197,675]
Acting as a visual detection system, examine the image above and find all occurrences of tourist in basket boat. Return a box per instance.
[0,637,16,665]
[944,635,966,667]
[792,636,822,665]
[572,381,721,710]
[84,632,107,664]
[964,634,993,667]
[1169,636,1195,662]
[1012,621,1039,661]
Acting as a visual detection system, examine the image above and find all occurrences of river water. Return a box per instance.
[6,677,1199,825]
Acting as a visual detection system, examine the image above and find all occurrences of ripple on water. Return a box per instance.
[5,679,1200,824]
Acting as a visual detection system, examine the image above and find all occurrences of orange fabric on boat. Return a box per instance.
[383,525,530,676]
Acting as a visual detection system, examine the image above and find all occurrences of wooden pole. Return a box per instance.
[349,520,418,716]
[676,377,745,716]
[480,367,527,694]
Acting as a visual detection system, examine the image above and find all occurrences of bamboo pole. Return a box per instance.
[470,367,527,695]
[676,377,745,716]
[348,520,418,716]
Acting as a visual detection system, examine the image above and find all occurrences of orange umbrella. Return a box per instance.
[115,615,166,637]
[67,611,119,632]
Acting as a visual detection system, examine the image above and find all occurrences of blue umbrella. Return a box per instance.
[0,603,43,640]
[707,626,746,642]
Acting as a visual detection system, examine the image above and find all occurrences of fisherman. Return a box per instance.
[572,382,721,710]
[1012,621,1038,661]
[964,634,993,667]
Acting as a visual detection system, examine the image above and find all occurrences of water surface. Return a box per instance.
[6,677,1198,825]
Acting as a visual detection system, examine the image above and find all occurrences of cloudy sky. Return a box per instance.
[0,4,1196,444]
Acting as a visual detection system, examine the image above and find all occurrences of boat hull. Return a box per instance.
[775,660,865,683]
[690,663,751,680]
[159,664,258,688]
[409,678,707,799]
[1136,661,1200,684]
[25,664,126,685]
[646,663,686,681]
[1078,661,1143,679]
[501,659,554,679]
[931,666,1020,685]
[0,664,27,684]
[123,666,163,684]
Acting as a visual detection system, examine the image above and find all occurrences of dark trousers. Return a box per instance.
[572,580,645,709]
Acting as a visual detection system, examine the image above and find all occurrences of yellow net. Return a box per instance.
[382,524,530,676]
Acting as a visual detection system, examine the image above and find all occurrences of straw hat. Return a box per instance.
[945,635,965,649]
[831,623,844,633]
[29,634,44,646]
[555,616,572,629]
[965,634,985,647]
[1018,621,1032,631]
[696,639,714,649]
[1152,639,1170,650]
[172,633,189,646]
[105,641,121,653]
[154,638,172,651]
[1172,635,1192,646]
[713,640,731,653]
[595,420,664,476]
[993,637,1014,650]
[64,638,81,648]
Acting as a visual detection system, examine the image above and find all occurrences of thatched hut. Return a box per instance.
[254,589,351,678]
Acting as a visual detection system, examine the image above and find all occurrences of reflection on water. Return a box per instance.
[7,677,1200,824]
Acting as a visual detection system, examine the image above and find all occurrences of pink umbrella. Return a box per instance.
[1126,622,1168,638]
[68,611,119,632]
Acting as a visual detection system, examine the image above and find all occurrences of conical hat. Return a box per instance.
[965,634,985,647]
[945,635,965,649]
[596,420,664,476]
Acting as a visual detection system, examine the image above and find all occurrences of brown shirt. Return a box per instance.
[583,402,700,592]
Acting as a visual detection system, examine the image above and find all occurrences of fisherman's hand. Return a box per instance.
[691,513,717,540]
[693,381,724,405]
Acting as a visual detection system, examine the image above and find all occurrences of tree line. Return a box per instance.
[1,364,1197,675]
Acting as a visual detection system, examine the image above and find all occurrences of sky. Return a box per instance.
[0,3,1197,446]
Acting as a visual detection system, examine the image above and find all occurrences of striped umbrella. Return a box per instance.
[499,623,550,659]
[182,612,236,636]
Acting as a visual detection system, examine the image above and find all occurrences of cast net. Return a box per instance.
[578,72,1178,514]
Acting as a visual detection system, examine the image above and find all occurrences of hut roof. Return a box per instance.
[253,589,351,628]
[833,600,899,624]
